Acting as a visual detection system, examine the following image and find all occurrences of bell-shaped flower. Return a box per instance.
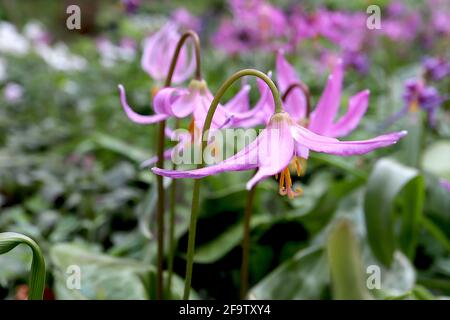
[141,22,195,84]
[152,112,406,198]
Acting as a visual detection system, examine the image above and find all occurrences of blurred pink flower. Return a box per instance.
[171,8,201,32]
[212,0,288,54]
[3,82,23,103]
[141,22,195,84]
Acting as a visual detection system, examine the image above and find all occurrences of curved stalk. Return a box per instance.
[183,69,283,299]
[156,29,202,300]
[0,232,46,300]
[282,81,312,118]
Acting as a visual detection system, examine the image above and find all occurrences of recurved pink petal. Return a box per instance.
[118,84,169,124]
[276,51,307,120]
[330,89,370,138]
[276,50,300,93]
[309,59,344,135]
[291,123,407,156]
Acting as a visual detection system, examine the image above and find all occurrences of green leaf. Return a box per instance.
[249,246,329,299]
[422,140,450,180]
[327,219,372,300]
[364,158,424,266]
[50,243,196,300]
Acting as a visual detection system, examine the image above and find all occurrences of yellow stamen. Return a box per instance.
[277,166,303,199]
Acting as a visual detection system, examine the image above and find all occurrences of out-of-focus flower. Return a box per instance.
[440,179,450,192]
[381,2,421,42]
[3,82,24,103]
[96,37,137,68]
[141,22,195,84]
[153,112,406,198]
[383,78,445,128]
[0,21,30,55]
[23,21,51,45]
[402,79,444,126]
[121,0,140,14]
[212,0,288,54]
[35,43,87,71]
[428,0,450,35]
[423,56,450,81]
[171,8,201,32]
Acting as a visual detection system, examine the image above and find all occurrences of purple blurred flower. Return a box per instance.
[212,0,288,54]
[440,179,450,192]
[121,0,140,14]
[422,56,450,81]
[403,79,444,125]
[141,22,195,84]
[3,82,23,103]
[171,8,201,32]
[428,0,450,35]
[381,2,422,42]
[383,79,446,128]
[152,111,406,198]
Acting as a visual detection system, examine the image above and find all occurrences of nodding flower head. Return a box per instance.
[152,110,406,199]
[141,22,195,84]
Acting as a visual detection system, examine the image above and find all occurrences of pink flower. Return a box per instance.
[141,23,195,84]
[153,112,406,198]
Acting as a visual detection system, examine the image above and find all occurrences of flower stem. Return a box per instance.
[157,29,202,300]
[240,185,256,299]
[0,232,46,300]
[167,118,180,299]
[282,81,311,118]
[183,69,282,299]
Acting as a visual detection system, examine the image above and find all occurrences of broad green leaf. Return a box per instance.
[422,140,450,180]
[327,219,372,300]
[364,158,424,266]
[50,243,196,300]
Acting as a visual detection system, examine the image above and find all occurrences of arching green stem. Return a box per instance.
[156,29,202,300]
[183,69,283,299]
[0,232,46,300]
[282,81,312,118]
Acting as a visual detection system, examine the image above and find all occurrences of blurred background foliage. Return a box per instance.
[0,0,449,300]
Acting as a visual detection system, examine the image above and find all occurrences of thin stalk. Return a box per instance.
[167,118,180,299]
[156,29,202,300]
[282,81,312,118]
[183,69,283,299]
[240,185,256,299]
